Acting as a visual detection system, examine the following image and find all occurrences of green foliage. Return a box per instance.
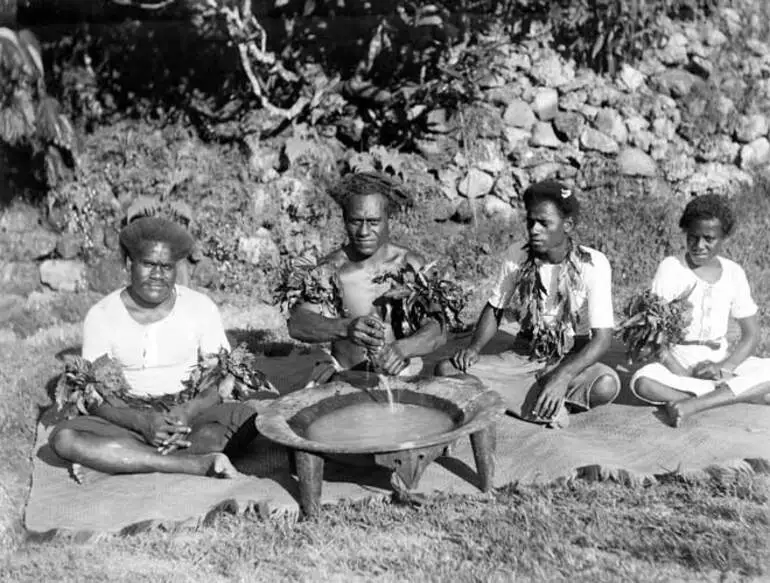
[0,27,77,191]
[272,252,343,315]
[55,345,275,423]
[546,0,719,74]
[616,288,694,364]
[184,343,278,398]
[509,243,593,364]
[373,260,470,337]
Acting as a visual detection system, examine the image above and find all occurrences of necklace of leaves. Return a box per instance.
[509,239,592,364]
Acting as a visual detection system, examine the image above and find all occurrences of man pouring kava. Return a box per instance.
[437,181,620,427]
[282,172,463,385]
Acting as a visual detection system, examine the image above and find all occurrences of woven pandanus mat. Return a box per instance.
[25,335,770,538]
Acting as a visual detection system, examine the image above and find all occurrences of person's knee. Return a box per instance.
[189,423,229,454]
[435,359,458,377]
[633,376,655,400]
[49,427,78,460]
[590,375,619,407]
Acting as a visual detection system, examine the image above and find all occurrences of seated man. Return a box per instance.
[288,172,447,383]
[631,194,770,426]
[50,211,255,478]
[436,180,619,425]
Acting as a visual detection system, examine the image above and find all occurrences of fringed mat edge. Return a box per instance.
[24,454,770,543]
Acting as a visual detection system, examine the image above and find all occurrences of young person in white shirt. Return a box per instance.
[436,180,620,424]
[49,213,254,478]
[631,194,770,426]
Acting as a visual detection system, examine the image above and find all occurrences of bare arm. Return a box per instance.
[546,327,612,383]
[693,314,760,380]
[468,303,503,352]
[394,318,447,359]
[450,303,503,372]
[722,315,760,371]
[287,303,352,344]
[533,327,612,419]
[92,403,153,435]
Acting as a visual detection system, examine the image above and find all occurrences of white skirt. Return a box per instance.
[630,343,770,403]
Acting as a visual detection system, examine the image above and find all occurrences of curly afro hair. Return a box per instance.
[328,172,413,218]
[523,180,580,221]
[679,194,735,236]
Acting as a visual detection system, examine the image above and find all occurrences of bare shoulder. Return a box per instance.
[390,243,426,268]
[318,248,348,270]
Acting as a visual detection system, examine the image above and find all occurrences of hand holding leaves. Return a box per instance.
[615,287,694,364]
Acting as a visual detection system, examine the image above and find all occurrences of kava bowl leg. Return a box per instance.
[470,426,496,492]
[294,450,324,517]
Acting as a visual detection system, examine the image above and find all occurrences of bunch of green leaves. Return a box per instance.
[0,27,77,190]
[508,243,592,364]
[184,343,278,400]
[548,0,718,74]
[616,287,694,364]
[373,260,469,338]
[273,253,343,315]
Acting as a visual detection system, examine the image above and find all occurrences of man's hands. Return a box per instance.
[532,371,570,421]
[348,315,410,375]
[692,361,735,381]
[347,315,386,350]
[371,342,409,376]
[142,410,192,455]
[451,346,481,373]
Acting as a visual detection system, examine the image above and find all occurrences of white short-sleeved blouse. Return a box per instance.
[650,255,757,346]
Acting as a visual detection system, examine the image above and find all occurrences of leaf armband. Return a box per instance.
[272,253,343,316]
[184,343,278,400]
[372,261,469,338]
[54,354,132,419]
[615,287,694,364]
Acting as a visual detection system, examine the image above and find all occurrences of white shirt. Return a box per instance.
[488,243,614,336]
[650,255,757,345]
[82,285,230,397]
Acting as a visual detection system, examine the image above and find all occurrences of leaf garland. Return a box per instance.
[615,287,694,364]
[372,261,469,338]
[54,344,276,420]
[508,241,593,364]
[273,252,343,316]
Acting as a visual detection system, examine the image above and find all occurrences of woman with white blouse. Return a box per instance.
[631,194,770,426]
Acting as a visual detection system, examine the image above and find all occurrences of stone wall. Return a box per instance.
[416,12,770,220]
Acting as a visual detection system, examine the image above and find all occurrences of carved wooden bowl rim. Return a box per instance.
[256,373,505,455]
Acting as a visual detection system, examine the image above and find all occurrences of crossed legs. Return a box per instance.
[635,376,770,427]
[50,403,258,478]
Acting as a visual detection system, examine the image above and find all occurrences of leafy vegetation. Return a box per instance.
[54,345,275,421]
[0,27,77,193]
[373,260,470,337]
[616,288,694,364]
[546,0,720,74]
[273,252,343,315]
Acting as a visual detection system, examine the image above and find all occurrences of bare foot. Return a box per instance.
[69,462,84,485]
[662,399,693,428]
[747,393,770,405]
[202,453,240,479]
